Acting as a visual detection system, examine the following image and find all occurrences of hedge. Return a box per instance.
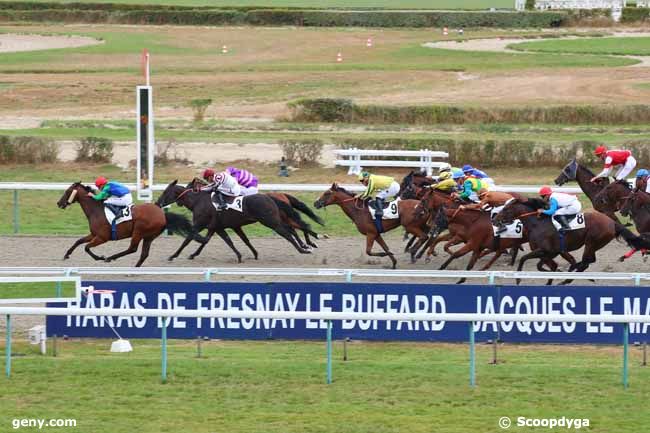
[0,7,568,28]
[288,99,650,125]
[621,7,650,23]
[332,137,650,168]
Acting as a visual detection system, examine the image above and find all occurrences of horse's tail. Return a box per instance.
[615,223,650,250]
[270,197,318,238]
[165,212,207,242]
[284,194,325,226]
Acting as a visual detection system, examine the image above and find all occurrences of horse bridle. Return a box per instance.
[561,161,577,181]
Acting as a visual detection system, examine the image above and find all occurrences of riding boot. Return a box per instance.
[212,192,228,210]
[105,203,123,218]
[555,215,571,233]
[374,197,385,219]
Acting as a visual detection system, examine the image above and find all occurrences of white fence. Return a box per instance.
[333,148,449,176]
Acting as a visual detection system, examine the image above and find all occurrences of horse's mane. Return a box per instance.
[523,197,547,210]
[332,184,355,196]
[509,192,527,202]
[73,182,92,193]
[576,162,596,178]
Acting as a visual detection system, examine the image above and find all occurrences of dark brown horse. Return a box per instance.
[554,158,619,222]
[618,190,650,262]
[495,197,650,284]
[593,179,633,217]
[314,184,430,268]
[57,182,198,266]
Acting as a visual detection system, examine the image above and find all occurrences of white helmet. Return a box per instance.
[438,163,452,173]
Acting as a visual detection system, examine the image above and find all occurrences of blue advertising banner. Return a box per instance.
[46,281,650,343]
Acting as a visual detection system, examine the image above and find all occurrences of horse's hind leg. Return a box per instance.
[105,234,142,263]
[271,223,311,254]
[233,227,258,260]
[373,235,397,269]
[169,233,197,261]
[214,229,242,263]
[84,236,107,261]
[134,238,153,267]
[304,231,318,249]
[188,230,214,260]
[64,234,93,260]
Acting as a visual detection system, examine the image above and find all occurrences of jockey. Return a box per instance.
[636,169,650,193]
[462,164,495,187]
[456,173,487,203]
[90,177,132,217]
[537,186,582,233]
[357,171,400,219]
[225,166,259,196]
[439,163,464,179]
[201,169,241,210]
[429,171,457,193]
[591,146,637,183]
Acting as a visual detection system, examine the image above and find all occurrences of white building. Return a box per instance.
[532,0,626,21]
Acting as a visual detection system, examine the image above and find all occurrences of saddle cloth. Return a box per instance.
[104,204,134,225]
[368,198,400,220]
[552,213,586,232]
[211,193,244,212]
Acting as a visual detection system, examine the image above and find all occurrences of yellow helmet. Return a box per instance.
[439,171,452,180]
[357,171,370,181]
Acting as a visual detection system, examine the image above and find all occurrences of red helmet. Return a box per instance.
[95,176,108,188]
[202,168,215,180]
[539,186,552,197]
[594,145,607,156]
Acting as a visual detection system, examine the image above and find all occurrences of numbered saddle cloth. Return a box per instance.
[552,213,586,232]
[368,198,400,220]
[493,220,524,239]
[104,204,134,225]
[211,193,244,213]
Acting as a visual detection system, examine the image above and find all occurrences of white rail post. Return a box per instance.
[12,190,19,234]
[326,320,333,384]
[161,320,168,384]
[469,322,476,388]
[5,314,11,378]
[623,323,629,389]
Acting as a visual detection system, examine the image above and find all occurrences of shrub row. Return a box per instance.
[0,8,567,28]
[288,99,650,125]
[0,135,58,164]
[621,7,650,23]
[334,138,650,168]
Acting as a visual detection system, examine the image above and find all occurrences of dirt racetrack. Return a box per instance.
[1,234,646,281]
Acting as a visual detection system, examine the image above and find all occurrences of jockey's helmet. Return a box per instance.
[214,172,226,185]
[637,169,649,178]
[439,171,452,180]
[95,176,108,188]
[462,164,473,173]
[438,163,451,173]
[358,171,370,181]
[202,168,215,180]
[594,145,607,156]
[452,171,464,180]
[539,186,553,197]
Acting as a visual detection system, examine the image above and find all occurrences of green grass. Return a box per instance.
[0,0,515,9]
[510,37,650,56]
[0,282,76,299]
[0,339,648,432]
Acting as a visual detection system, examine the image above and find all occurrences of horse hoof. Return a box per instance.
[168,257,175,262]
[188,255,196,260]
[618,256,626,262]
[63,255,70,260]
[424,256,432,264]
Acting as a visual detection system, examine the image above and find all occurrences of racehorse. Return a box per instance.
[400,171,434,200]
[618,190,650,262]
[314,184,430,268]
[57,182,199,266]
[494,197,650,284]
[554,158,620,222]
[157,180,259,262]
[187,178,320,251]
[593,180,633,215]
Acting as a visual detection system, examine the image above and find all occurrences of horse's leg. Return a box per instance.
[84,236,107,261]
[233,227,258,260]
[407,227,430,264]
[214,229,242,263]
[63,234,93,260]
[559,246,596,286]
[271,223,311,254]
[439,242,474,270]
[134,237,153,267]
[537,256,559,285]
[479,249,505,271]
[188,230,215,260]
[105,234,142,263]
[374,235,397,269]
[404,234,417,253]
[509,244,522,266]
[304,231,318,249]
[515,249,548,285]
[169,233,198,261]
[457,248,482,284]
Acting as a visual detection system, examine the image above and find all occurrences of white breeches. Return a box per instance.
[614,157,637,181]
[240,185,258,196]
[376,182,401,200]
[554,202,582,216]
[217,184,241,197]
[105,194,133,207]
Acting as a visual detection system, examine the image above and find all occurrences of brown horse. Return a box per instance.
[618,190,650,261]
[495,197,650,284]
[314,184,430,268]
[593,180,633,217]
[57,182,198,266]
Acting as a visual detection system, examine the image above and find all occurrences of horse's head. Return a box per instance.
[399,172,416,199]
[314,183,354,209]
[57,182,90,209]
[493,198,532,226]
[156,179,181,208]
[620,193,635,217]
[555,158,578,186]
[594,180,631,208]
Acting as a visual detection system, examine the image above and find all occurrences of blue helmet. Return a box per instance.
[452,170,465,180]
[462,164,473,173]
[636,169,649,178]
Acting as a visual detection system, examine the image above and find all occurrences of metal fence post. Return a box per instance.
[12,190,19,234]
[161,320,168,384]
[326,320,332,384]
[469,321,475,388]
[5,315,11,378]
[623,323,629,389]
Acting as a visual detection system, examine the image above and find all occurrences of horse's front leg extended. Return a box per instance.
[64,234,93,260]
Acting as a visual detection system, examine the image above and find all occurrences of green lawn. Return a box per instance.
[510,37,650,56]
[0,0,515,9]
[0,339,648,433]
[0,282,76,300]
